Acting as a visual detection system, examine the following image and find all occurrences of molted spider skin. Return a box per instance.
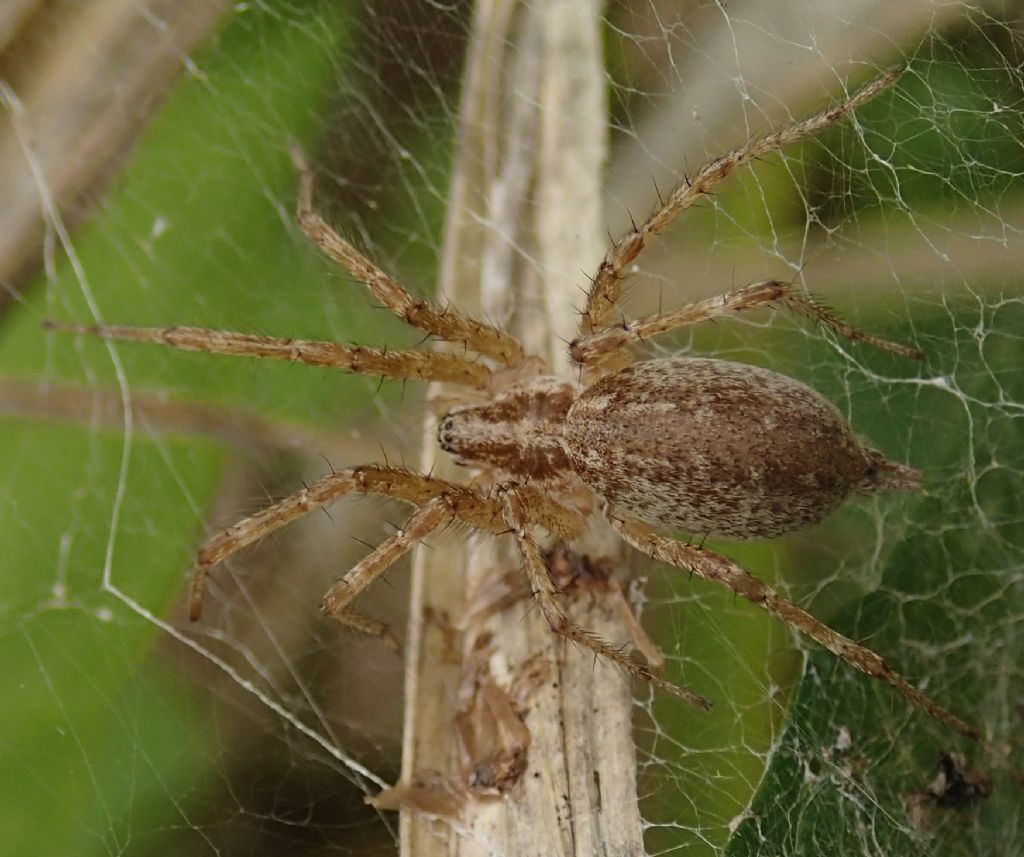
[562,357,916,538]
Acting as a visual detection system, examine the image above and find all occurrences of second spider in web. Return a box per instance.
[45,66,986,748]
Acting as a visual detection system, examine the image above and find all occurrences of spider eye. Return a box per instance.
[438,413,455,452]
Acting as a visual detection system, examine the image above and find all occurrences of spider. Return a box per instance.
[44,66,984,747]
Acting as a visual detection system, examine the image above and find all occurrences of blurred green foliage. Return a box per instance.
[0,4,364,853]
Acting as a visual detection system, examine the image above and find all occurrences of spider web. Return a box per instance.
[1,2,1022,855]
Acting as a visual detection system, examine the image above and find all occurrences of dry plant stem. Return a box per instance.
[502,488,709,709]
[291,145,528,368]
[402,1,650,854]
[0,376,348,456]
[581,66,904,334]
[0,0,230,293]
[609,515,983,744]
[42,320,492,388]
[572,279,926,365]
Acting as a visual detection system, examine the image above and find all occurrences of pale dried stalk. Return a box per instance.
[0,0,230,293]
[401,1,648,855]
[0,376,361,456]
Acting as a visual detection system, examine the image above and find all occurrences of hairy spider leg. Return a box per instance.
[190,466,478,620]
[334,611,403,655]
[190,464,587,622]
[611,586,666,670]
[501,485,710,709]
[320,496,450,645]
[570,279,924,366]
[546,545,666,670]
[608,514,985,745]
[318,485,596,644]
[580,67,903,335]
[291,144,529,368]
[42,321,493,389]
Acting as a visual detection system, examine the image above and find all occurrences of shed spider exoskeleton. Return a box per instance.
[45,67,984,745]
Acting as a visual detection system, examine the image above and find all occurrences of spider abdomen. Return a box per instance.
[562,357,912,538]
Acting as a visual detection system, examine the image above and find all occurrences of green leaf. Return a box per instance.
[726,304,1024,855]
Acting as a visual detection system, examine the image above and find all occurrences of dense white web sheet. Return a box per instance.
[0,2,1021,855]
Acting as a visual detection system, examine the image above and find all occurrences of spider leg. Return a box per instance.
[291,145,529,367]
[321,495,450,622]
[570,279,924,366]
[319,488,591,646]
[501,486,710,709]
[611,581,665,671]
[189,465,479,620]
[333,610,402,655]
[608,513,984,745]
[43,321,492,389]
[511,485,586,541]
[546,544,665,669]
[579,67,903,336]
[189,464,584,621]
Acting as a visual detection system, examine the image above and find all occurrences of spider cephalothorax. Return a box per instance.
[45,67,989,748]
[438,375,578,481]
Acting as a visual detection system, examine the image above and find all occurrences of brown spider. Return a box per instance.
[43,67,984,745]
